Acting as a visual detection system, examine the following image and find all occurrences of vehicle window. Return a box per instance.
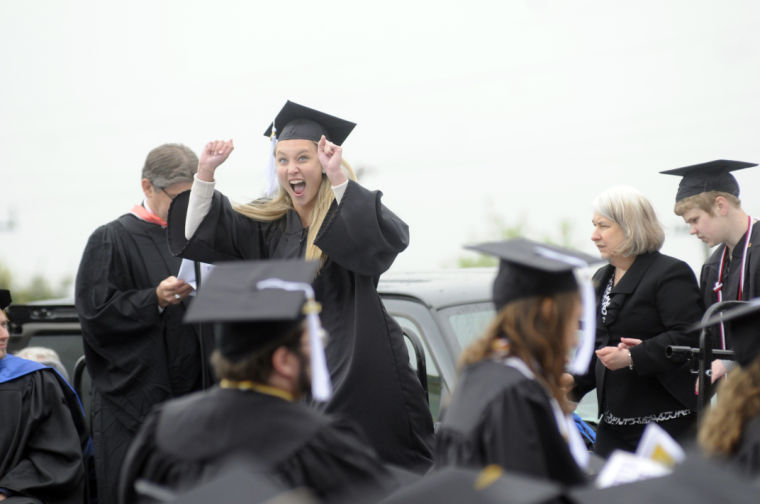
[441,302,495,355]
[394,316,443,421]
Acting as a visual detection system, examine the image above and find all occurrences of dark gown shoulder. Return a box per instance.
[733,414,760,476]
[436,361,586,486]
[0,368,88,504]
[120,388,394,502]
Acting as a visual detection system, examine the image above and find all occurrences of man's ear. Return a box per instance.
[714,196,730,216]
[271,346,298,379]
[141,178,153,198]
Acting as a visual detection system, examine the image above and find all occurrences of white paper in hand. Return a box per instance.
[635,422,686,467]
[595,450,671,488]
[177,259,214,295]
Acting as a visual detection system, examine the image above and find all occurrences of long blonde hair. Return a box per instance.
[232,150,357,263]
[698,358,760,457]
[459,291,581,414]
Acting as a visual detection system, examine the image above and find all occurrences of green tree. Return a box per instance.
[0,260,72,303]
[457,213,577,268]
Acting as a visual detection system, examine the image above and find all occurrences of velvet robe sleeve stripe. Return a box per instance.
[0,370,87,504]
[315,180,410,276]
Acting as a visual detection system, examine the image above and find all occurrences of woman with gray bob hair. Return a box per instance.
[591,185,665,257]
[570,185,704,457]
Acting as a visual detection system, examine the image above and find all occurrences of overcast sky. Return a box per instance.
[2,0,760,291]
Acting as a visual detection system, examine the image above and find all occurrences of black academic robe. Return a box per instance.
[118,387,395,503]
[0,355,90,504]
[700,222,760,350]
[572,252,703,455]
[75,213,211,504]
[733,414,760,477]
[434,360,587,487]
[166,180,434,471]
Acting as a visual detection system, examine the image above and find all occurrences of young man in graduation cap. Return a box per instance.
[662,160,760,383]
[0,290,92,503]
[118,259,396,504]
[75,143,212,504]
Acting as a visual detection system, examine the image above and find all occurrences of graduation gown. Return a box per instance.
[166,180,434,470]
[733,414,760,477]
[700,221,760,349]
[434,360,587,486]
[0,355,90,504]
[75,213,211,504]
[118,387,395,503]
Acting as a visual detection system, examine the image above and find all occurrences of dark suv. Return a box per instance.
[7,268,597,423]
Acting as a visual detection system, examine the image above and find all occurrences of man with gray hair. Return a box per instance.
[75,143,212,504]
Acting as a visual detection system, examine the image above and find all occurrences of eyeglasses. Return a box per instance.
[160,187,180,201]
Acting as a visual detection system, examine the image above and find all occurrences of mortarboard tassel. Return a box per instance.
[533,246,596,375]
[264,122,279,198]
[256,278,332,401]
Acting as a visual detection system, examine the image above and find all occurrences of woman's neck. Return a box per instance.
[294,204,313,228]
[610,254,635,283]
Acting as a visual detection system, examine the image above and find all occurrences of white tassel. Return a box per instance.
[256,278,332,401]
[265,123,279,198]
[569,267,597,375]
[533,246,597,375]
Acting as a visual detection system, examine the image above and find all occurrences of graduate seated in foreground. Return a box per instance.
[434,239,598,487]
[118,260,396,504]
[0,290,92,504]
[697,299,760,477]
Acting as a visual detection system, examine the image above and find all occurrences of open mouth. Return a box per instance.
[289,179,306,197]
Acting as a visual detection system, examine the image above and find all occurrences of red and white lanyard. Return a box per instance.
[713,216,753,348]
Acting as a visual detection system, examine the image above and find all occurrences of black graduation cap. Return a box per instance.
[263,100,356,145]
[380,465,563,504]
[692,298,760,367]
[0,289,10,310]
[184,259,320,360]
[660,159,757,202]
[184,259,332,400]
[163,464,315,504]
[567,452,758,504]
[465,238,599,309]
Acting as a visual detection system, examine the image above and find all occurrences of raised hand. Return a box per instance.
[317,135,347,186]
[197,139,234,181]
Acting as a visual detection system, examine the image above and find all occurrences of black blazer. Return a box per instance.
[574,251,704,416]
